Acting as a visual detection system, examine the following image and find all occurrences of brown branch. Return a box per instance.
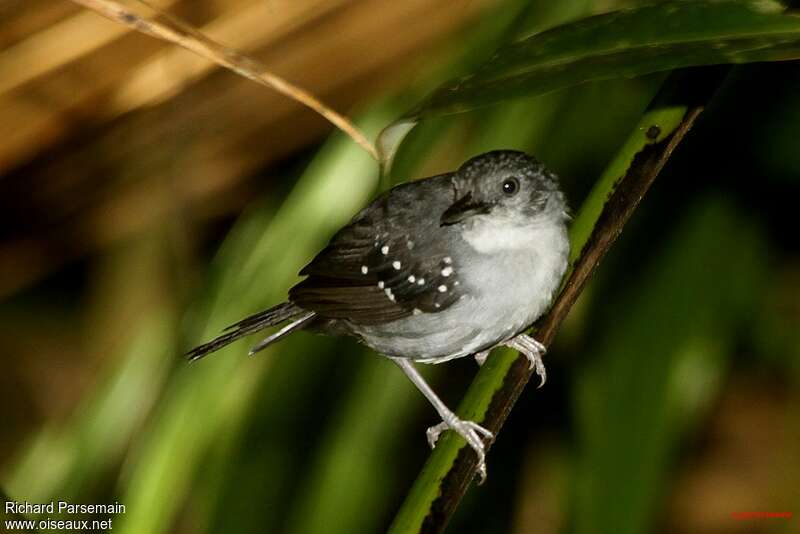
[70,0,379,160]
[418,67,730,533]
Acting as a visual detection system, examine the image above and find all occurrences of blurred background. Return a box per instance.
[1,0,798,533]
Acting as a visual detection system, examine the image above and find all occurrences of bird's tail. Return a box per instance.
[186,302,315,361]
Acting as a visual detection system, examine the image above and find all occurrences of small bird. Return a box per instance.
[187,150,570,479]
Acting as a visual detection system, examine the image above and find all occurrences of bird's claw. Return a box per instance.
[473,349,490,366]
[527,341,547,388]
[426,422,446,448]
[504,334,547,387]
[426,417,493,482]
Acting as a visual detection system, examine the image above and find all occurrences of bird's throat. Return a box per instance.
[461,216,560,255]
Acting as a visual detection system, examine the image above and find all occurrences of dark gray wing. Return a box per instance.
[290,175,465,325]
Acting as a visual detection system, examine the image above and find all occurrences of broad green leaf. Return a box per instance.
[410,1,799,118]
[574,198,768,534]
[378,0,800,168]
[113,112,385,534]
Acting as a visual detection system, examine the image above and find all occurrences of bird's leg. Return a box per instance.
[503,333,547,387]
[391,357,493,482]
[473,349,490,366]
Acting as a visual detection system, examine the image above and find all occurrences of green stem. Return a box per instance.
[387,67,729,534]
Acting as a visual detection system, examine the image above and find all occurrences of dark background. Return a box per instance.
[1,1,798,533]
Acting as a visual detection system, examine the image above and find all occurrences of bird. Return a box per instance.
[187,150,570,480]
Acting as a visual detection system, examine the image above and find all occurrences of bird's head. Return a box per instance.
[440,150,568,227]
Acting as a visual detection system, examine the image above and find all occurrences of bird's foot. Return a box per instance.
[473,349,490,366]
[504,334,547,387]
[426,415,493,482]
[390,357,493,482]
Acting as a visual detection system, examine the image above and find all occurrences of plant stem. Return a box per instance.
[70,0,379,160]
[387,66,730,534]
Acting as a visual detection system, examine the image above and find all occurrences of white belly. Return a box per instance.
[354,222,569,362]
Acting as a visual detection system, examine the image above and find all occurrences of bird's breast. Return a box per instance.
[343,220,569,362]
[458,221,569,338]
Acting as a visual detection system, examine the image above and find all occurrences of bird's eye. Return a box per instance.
[502,178,520,196]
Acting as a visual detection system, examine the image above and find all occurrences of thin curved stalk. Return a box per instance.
[70,0,378,160]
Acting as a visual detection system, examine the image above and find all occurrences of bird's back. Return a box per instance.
[290,173,465,325]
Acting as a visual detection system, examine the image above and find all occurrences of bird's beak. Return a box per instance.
[440,192,491,226]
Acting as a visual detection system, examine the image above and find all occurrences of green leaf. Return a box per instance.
[378,0,800,172]
[408,0,800,119]
[573,198,768,534]
[113,111,387,534]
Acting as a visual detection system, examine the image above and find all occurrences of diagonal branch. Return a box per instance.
[388,66,731,534]
[70,0,379,160]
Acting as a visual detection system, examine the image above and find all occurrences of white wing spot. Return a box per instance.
[443,256,452,264]
[407,275,416,283]
[384,288,395,301]
[438,285,447,293]
[454,281,460,286]
[407,240,414,249]
[441,266,453,277]
[392,261,401,270]
[361,265,368,274]
[412,308,422,315]
[381,245,389,255]
[378,281,385,289]
[417,278,425,285]
[434,303,441,308]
